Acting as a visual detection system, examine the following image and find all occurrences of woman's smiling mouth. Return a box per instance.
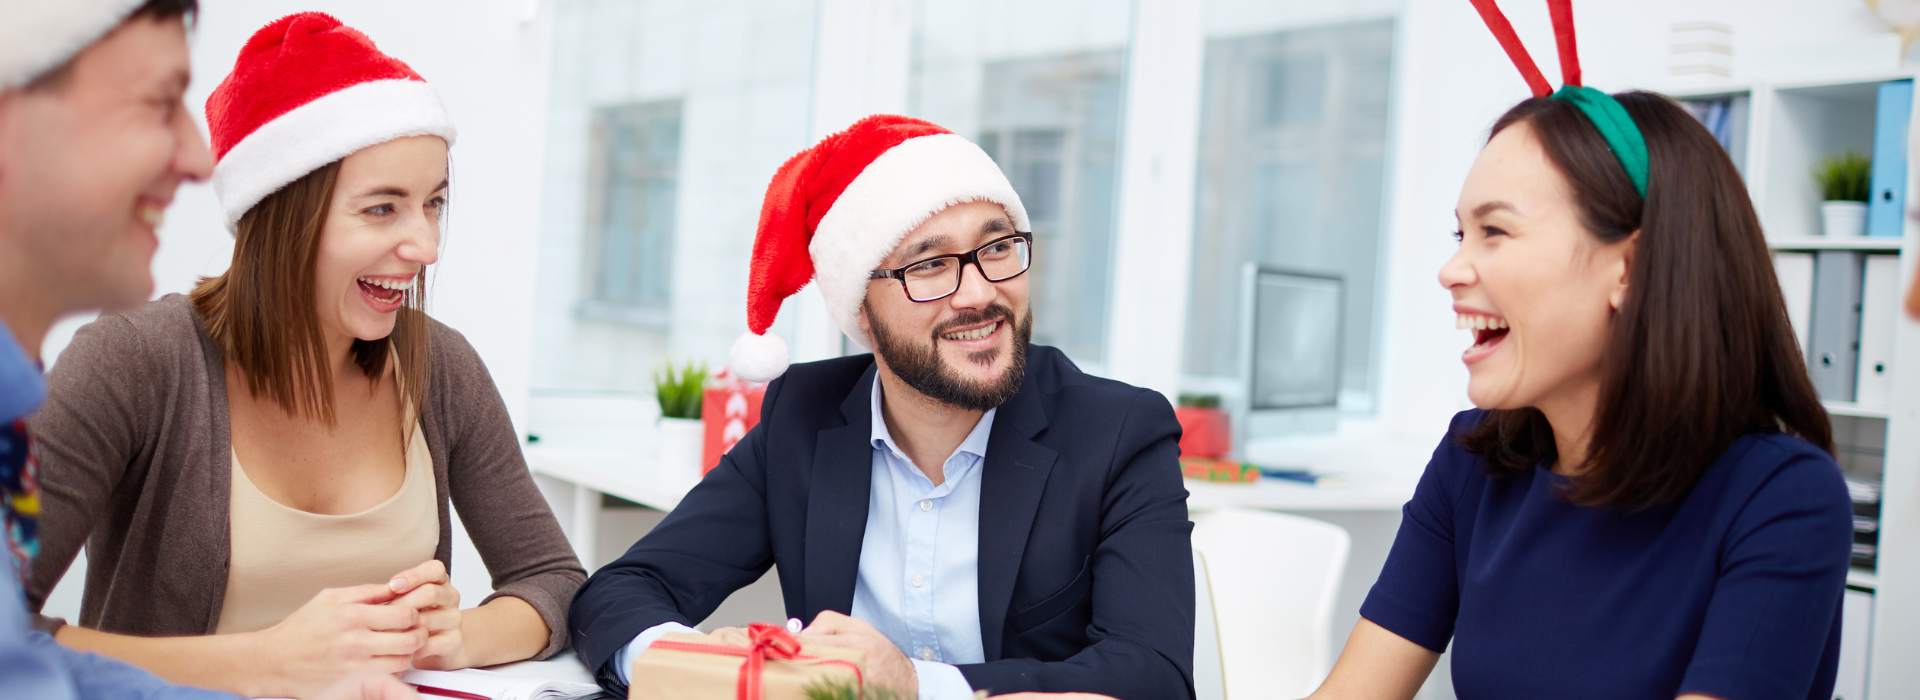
[356,275,412,312]
[1457,312,1510,364]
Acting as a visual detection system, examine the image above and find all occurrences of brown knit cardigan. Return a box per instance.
[23,294,584,659]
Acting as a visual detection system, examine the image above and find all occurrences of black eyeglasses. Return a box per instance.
[868,232,1034,302]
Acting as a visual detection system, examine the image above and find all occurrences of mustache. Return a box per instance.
[931,304,1015,338]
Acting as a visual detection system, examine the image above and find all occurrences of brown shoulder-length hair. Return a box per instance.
[1463,91,1833,509]
[191,160,430,426]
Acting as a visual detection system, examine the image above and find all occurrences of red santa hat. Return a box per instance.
[729,115,1029,382]
[0,0,145,90]
[206,12,456,232]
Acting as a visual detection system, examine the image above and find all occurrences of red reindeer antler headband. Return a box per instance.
[1467,0,1647,197]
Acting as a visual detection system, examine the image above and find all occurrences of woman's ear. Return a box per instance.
[1607,231,1639,311]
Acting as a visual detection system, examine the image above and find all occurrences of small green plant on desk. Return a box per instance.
[1813,151,1871,203]
[654,360,708,420]
[1177,393,1222,409]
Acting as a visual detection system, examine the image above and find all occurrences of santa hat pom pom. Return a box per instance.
[730,331,790,383]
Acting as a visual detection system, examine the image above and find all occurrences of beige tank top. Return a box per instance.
[214,419,439,634]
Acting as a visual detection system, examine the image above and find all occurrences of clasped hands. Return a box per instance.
[252,559,466,698]
[718,611,1111,700]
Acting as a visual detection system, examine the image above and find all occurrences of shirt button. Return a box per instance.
[912,574,925,587]
[920,648,934,660]
[919,499,932,511]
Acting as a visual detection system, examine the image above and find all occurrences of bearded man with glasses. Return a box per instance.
[570,116,1194,700]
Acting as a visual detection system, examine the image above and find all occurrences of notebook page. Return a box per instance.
[401,668,606,700]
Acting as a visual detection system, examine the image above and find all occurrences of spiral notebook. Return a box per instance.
[400,669,609,700]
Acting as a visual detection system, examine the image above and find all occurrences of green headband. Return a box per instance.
[1552,85,1649,199]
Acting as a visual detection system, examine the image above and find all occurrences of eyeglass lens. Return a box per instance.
[901,237,1031,301]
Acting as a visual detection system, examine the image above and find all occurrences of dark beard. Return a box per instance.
[867,301,1032,412]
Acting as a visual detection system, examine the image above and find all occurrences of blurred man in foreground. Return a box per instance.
[0,1,412,698]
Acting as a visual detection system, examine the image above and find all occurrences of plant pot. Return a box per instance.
[1821,200,1868,238]
[656,417,706,481]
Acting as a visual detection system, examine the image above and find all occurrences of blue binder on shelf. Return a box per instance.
[1868,79,1912,238]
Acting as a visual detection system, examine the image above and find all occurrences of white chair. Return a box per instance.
[1193,548,1227,700]
[1191,507,1352,700]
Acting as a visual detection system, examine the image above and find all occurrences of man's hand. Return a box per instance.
[305,669,421,700]
[797,611,917,696]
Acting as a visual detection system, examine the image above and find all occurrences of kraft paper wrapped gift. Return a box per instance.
[628,623,866,700]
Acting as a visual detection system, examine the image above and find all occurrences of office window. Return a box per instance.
[583,100,683,324]
[975,52,1125,365]
[1184,20,1394,410]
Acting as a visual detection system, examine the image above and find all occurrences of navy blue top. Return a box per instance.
[1361,410,1853,700]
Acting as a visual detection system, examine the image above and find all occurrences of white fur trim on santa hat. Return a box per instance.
[730,331,790,383]
[808,133,1030,349]
[212,78,457,232]
[0,0,144,90]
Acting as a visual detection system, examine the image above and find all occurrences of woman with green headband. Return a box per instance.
[1304,3,1852,699]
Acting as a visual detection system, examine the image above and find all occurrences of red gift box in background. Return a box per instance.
[1174,406,1231,459]
[702,369,766,476]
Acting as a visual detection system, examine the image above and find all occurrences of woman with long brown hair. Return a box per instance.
[21,14,581,698]
[1305,5,1852,699]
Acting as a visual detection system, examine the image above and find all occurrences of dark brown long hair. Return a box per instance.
[190,161,430,426]
[1462,91,1832,509]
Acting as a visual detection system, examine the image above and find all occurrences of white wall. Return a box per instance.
[532,0,817,394]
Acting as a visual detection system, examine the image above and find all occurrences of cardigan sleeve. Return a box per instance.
[428,322,586,660]
[24,314,162,633]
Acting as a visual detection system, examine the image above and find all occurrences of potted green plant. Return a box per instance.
[1813,151,1871,237]
[654,360,708,480]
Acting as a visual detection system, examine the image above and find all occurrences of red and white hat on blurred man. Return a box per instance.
[0,0,145,90]
[206,12,456,232]
[729,115,1030,383]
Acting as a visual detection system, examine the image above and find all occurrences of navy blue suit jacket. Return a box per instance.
[568,345,1195,698]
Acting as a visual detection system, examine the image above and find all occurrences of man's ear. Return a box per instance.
[858,296,876,346]
[1607,230,1639,311]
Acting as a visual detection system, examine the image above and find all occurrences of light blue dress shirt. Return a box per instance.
[0,319,235,700]
[620,378,992,700]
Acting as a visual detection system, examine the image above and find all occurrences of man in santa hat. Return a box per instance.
[0,2,411,698]
[571,115,1193,700]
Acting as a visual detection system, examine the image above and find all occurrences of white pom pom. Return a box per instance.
[729,332,790,383]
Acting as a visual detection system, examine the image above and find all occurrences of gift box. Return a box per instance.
[1173,406,1231,459]
[1180,457,1260,484]
[628,623,865,700]
[701,370,767,476]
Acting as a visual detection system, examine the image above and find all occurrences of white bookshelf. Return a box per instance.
[1675,71,1918,699]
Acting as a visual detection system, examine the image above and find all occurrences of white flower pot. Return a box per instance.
[1821,200,1869,238]
[656,417,706,481]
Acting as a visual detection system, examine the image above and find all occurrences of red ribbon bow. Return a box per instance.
[649,622,864,700]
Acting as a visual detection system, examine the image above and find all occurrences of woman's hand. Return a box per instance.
[253,582,426,697]
[386,559,469,670]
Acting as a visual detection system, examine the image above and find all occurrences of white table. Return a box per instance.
[1187,422,1435,512]
[484,650,599,686]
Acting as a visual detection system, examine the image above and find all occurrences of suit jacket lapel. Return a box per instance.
[975,382,1057,661]
[803,365,877,621]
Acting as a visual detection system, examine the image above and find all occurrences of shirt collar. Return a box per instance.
[0,317,45,425]
[869,374,996,465]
